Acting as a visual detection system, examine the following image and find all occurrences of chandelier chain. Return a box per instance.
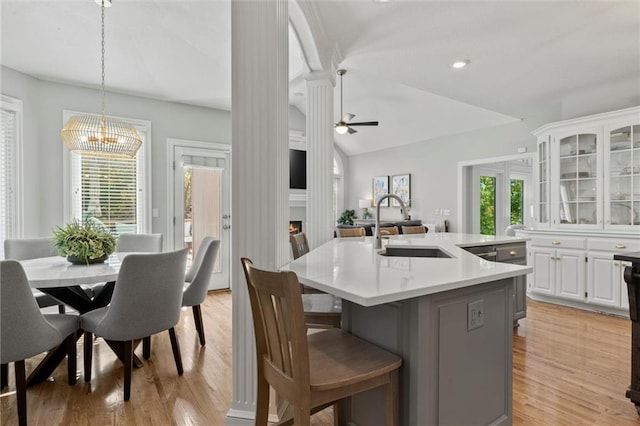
[101,1,106,117]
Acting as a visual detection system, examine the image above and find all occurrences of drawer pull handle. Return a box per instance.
[510,250,517,256]
[552,240,561,245]
[616,243,626,249]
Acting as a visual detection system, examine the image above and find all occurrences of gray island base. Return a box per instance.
[283,234,530,425]
[344,278,513,426]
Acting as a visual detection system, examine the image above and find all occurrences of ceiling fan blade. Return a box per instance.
[348,121,379,126]
[347,127,357,134]
[342,113,355,123]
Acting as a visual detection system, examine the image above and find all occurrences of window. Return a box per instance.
[65,111,151,236]
[510,178,524,225]
[1,95,22,257]
[479,175,497,235]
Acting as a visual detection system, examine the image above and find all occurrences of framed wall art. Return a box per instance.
[372,176,389,207]
[391,174,411,207]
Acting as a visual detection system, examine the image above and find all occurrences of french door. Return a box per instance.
[170,142,231,290]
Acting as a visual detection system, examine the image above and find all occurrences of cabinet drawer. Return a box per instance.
[496,244,526,262]
[530,236,586,249]
[587,237,640,252]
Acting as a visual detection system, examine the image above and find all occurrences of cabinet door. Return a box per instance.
[536,136,551,228]
[553,129,602,230]
[587,253,620,307]
[555,249,586,301]
[531,248,555,295]
[514,275,527,320]
[604,123,640,230]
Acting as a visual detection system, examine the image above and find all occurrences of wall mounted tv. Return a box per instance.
[289,149,307,190]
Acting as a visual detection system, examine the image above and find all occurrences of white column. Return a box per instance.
[305,72,335,249]
[227,1,289,424]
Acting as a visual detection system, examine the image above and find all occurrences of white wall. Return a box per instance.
[2,65,305,237]
[347,121,538,231]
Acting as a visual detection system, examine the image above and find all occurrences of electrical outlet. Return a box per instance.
[468,299,484,331]
[434,208,441,216]
[443,209,451,216]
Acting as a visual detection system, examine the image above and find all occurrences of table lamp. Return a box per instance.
[359,199,372,219]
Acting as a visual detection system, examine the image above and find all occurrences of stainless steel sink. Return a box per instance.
[378,247,452,258]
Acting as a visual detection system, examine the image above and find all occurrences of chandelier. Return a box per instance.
[60,0,142,158]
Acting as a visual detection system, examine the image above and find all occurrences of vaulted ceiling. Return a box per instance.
[2,1,639,156]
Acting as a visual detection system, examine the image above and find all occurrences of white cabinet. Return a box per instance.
[586,237,640,309]
[555,249,586,301]
[604,122,640,230]
[529,236,586,302]
[587,253,626,308]
[536,135,551,229]
[525,231,639,313]
[533,107,640,231]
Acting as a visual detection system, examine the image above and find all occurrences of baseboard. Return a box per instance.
[527,293,629,318]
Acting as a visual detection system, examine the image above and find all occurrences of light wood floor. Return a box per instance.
[2,292,639,425]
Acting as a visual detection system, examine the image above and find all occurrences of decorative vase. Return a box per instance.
[66,254,109,265]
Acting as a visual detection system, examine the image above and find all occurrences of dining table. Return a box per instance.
[18,253,143,387]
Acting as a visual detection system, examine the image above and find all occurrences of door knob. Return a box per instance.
[223,214,231,219]
[223,224,230,230]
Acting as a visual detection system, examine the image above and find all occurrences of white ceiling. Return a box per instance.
[2,1,639,156]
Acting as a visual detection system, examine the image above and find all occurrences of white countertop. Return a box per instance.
[385,232,528,248]
[282,233,532,307]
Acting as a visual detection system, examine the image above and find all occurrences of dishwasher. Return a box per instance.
[462,244,497,262]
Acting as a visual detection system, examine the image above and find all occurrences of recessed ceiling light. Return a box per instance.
[451,59,470,69]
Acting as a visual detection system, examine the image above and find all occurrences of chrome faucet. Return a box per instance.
[375,194,410,249]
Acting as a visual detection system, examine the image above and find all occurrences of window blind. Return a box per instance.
[0,98,20,258]
[70,119,147,237]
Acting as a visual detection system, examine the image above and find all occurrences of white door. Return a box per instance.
[472,167,505,235]
[172,145,231,290]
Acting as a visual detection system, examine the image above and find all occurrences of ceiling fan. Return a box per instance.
[334,69,379,135]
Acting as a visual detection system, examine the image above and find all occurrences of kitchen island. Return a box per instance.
[283,233,531,426]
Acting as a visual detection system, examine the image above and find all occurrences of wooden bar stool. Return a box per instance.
[241,258,402,426]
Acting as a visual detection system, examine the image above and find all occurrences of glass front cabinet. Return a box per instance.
[534,107,639,231]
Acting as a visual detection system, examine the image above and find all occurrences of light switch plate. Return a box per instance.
[468,299,484,331]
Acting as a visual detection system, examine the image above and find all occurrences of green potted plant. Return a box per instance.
[52,219,116,265]
[337,209,357,226]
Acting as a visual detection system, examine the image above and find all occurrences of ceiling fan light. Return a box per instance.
[335,124,349,135]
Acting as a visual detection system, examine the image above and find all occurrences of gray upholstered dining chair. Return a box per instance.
[4,237,67,313]
[90,232,163,299]
[80,249,188,401]
[116,233,163,252]
[1,260,79,426]
[182,237,220,346]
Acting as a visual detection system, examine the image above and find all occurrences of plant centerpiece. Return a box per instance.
[337,209,357,226]
[52,219,116,265]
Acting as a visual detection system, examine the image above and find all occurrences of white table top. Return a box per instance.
[20,253,125,288]
[282,234,532,307]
